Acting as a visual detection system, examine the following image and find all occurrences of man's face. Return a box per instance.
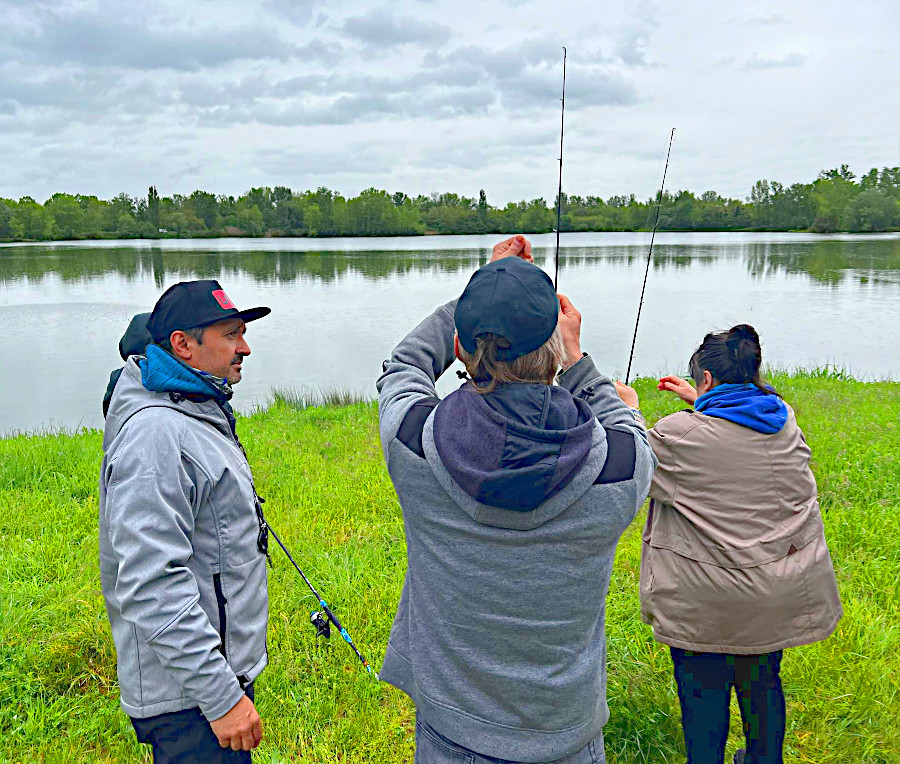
[186,318,251,384]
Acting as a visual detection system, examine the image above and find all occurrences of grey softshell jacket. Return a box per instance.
[376,300,656,762]
[99,359,268,720]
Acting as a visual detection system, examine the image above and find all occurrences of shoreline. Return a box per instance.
[3,228,900,247]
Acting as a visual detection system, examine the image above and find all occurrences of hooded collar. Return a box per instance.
[139,344,233,404]
[432,382,596,512]
[694,382,788,434]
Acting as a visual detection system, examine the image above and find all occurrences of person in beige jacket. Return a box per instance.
[616,324,842,764]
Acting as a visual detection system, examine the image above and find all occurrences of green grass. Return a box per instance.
[0,374,897,763]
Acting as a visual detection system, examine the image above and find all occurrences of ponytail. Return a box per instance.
[689,324,780,397]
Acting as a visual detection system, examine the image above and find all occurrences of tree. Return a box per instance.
[750,180,772,228]
[477,189,488,229]
[0,199,22,239]
[519,199,553,233]
[15,196,54,239]
[811,169,859,232]
[236,204,265,236]
[45,193,84,239]
[148,186,161,230]
[845,189,897,232]
[188,190,219,231]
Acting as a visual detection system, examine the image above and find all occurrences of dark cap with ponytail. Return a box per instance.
[690,324,780,397]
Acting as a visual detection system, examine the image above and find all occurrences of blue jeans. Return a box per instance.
[414,717,606,764]
[670,648,785,764]
[130,684,255,764]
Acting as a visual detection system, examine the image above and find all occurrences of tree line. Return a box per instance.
[1,165,898,242]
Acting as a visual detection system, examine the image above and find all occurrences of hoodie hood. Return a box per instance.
[103,356,235,450]
[694,382,788,434]
[139,344,233,402]
[432,382,596,512]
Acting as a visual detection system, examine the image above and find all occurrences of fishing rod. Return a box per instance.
[624,127,675,385]
[554,47,567,290]
[259,504,375,675]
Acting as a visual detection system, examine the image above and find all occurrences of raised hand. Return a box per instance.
[556,293,582,370]
[615,380,639,408]
[658,374,698,405]
[491,235,533,263]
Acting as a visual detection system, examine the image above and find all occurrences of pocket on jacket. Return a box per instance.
[213,572,228,659]
[219,554,268,674]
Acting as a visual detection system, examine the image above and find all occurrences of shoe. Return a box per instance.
[733,749,746,764]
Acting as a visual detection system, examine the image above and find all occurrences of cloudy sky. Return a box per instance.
[1,0,898,205]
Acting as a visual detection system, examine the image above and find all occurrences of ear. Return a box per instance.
[168,330,194,361]
[454,333,462,362]
[700,369,714,393]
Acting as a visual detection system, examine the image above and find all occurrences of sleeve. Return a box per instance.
[102,413,244,721]
[375,299,458,465]
[558,354,657,510]
[557,353,649,438]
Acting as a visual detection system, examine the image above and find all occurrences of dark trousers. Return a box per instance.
[131,685,254,764]
[670,648,785,764]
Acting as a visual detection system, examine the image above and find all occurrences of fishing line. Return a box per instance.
[265,516,375,676]
[554,47,566,290]
[625,127,675,385]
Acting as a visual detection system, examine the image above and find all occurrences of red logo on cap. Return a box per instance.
[212,289,235,310]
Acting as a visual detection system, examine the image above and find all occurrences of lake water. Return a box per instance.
[1,231,898,435]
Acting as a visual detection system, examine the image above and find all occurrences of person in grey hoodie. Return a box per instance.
[376,235,657,763]
[100,280,271,762]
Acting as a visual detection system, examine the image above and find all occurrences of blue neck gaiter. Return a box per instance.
[139,344,233,403]
[694,382,788,434]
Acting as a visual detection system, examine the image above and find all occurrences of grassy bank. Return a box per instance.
[0,373,897,763]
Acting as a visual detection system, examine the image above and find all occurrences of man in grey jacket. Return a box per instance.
[376,236,656,763]
[100,280,271,762]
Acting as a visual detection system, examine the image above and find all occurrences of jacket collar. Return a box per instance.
[139,344,233,403]
[694,382,788,434]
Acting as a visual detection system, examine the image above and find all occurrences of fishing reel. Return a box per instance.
[310,610,331,639]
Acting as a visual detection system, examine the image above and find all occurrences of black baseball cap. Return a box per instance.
[147,280,271,344]
[455,258,559,362]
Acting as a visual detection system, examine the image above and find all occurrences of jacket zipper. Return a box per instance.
[213,572,228,660]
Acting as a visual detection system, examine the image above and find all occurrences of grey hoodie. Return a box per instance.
[99,358,268,721]
[376,300,656,762]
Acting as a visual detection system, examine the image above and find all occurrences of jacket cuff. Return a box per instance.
[200,674,245,721]
[557,353,609,393]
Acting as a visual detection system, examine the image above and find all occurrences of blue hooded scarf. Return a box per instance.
[694,382,788,434]
[139,344,233,404]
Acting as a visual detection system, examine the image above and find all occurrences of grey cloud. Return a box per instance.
[615,29,651,66]
[262,0,316,26]
[425,43,637,108]
[745,53,806,70]
[0,67,171,115]
[186,37,635,129]
[254,145,395,176]
[5,6,296,71]
[341,8,451,47]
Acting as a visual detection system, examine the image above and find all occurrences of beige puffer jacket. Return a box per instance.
[640,404,842,654]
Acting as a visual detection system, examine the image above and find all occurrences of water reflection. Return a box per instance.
[745,239,900,286]
[0,237,897,287]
